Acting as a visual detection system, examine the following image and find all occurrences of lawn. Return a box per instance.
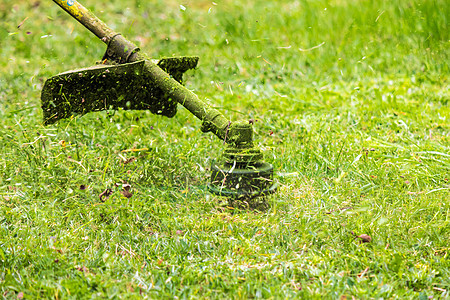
[0,0,449,298]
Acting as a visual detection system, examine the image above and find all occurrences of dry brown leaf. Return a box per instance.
[99,188,113,201]
[121,189,133,198]
[357,234,372,243]
[123,157,136,164]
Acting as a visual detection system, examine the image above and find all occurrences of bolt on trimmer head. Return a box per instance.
[42,0,277,204]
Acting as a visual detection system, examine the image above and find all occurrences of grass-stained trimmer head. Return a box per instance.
[43,0,276,205]
[208,122,277,203]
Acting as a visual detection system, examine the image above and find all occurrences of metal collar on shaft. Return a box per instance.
[103,34,140,64]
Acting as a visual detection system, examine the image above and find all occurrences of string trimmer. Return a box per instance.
[42,0,277,203]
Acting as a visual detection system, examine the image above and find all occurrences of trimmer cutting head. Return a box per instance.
[208,122,277,206]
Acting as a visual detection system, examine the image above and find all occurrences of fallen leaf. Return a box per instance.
[99,188,113,201]
[123,157,136,164]
[357,234,372,243]
[350,231,372,243]
[121,189,133,198]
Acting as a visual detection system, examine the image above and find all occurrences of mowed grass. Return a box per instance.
[0,0,449,298]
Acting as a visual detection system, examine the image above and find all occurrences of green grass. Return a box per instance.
[1,0,449,298]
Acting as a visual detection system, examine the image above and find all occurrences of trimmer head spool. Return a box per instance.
[208,122,277,202]
[209,160,277,199]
